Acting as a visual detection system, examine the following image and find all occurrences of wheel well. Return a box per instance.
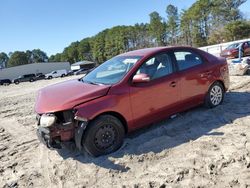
[204,80,226,103]
[92,112,128,133]
[214,80,226,92]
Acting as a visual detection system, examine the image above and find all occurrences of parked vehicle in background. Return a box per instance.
[35,73,45,81]
[67,70,78,76]
[0,79,11,86]
[45,70,67,79]
[13,74,36,84]
[35,46,229,157]
[74,68,89,75]
[220,41,250,59]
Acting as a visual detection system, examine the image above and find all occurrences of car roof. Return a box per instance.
[118,46,194,57]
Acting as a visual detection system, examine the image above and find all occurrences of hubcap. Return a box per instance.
[210,85,223,106]
[94,124,117,150]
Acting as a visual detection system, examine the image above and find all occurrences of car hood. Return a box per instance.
[35,79,111,114]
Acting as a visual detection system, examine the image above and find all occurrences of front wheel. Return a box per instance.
[205,82,224,108]
[82,115,125,157]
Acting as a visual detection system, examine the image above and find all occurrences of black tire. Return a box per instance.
[205,82,224,108]
[14,81,19,85]
[29,79,34,82]
[82,115,125,157]
[49,76,52,79]
[246,69,250,75]
[61,74,65,77]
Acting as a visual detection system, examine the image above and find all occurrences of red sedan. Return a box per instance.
[35,46,229,156]
[220,41,250,59]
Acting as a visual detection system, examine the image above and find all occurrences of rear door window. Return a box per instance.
[174,51,203,71]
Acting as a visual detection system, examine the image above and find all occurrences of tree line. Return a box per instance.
[50,0,250,64]
[1,0,249,68]
[0,49,48,68]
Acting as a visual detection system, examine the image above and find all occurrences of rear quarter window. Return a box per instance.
[174,51,203,71]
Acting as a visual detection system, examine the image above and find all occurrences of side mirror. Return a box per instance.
[132,73,150,84]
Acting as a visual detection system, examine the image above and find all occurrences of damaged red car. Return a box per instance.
[35,46,229,157]
[220,41,250,59]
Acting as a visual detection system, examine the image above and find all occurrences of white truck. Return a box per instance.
[45,70,67,79]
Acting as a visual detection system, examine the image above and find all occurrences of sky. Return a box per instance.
[1,0,250,56]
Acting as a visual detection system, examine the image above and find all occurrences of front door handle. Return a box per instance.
[170,81,176,87]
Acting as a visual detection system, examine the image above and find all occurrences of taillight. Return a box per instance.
[221,66,228,72]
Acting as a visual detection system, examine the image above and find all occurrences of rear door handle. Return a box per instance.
[170,81,176,87]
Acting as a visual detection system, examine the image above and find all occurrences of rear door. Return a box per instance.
[173,50,211,107]
[129,52,181,129]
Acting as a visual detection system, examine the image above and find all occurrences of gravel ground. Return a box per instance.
[0,75,250,188]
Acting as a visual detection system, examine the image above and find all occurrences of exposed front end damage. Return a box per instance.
[36,110,87,151]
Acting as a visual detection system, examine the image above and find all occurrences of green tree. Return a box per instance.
[149,11,166,46]
[25,50,33,64]
[186,0,211,47]
[25,49,48,63]
[127,23,151,49]
[212,0,247,22]
[8,51,28,67]
[92,30,107,63]
[32,49,48,63]
[180,10,193,46]
[0,52,9,68]
[61,42,80,63]
[78,38,92,61]
[224,20,250,41]
[166,4,179,45]
[47,0,248,65]
[208,27,226,44]
[104,26,130,59]
[49,53,62,62]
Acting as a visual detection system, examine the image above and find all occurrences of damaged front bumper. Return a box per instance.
[36,112,88,151]
[36,126,62,149]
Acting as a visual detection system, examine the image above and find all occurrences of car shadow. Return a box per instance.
[57,91,250,171]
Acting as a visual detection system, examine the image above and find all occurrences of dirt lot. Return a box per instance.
[1,75,250,188]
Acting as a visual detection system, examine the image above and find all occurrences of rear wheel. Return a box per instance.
[29,78,34,82]
[61,74,65,77]
[49,76,52,79]
[14,81,20,85]
[82,115,125,157]
[205,82,224,108]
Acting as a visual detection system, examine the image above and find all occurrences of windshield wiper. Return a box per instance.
[81,79,104,85]
[87,81,99,85]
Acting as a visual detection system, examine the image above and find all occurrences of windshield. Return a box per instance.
[82,56,141,85]
[226,43,240,49]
